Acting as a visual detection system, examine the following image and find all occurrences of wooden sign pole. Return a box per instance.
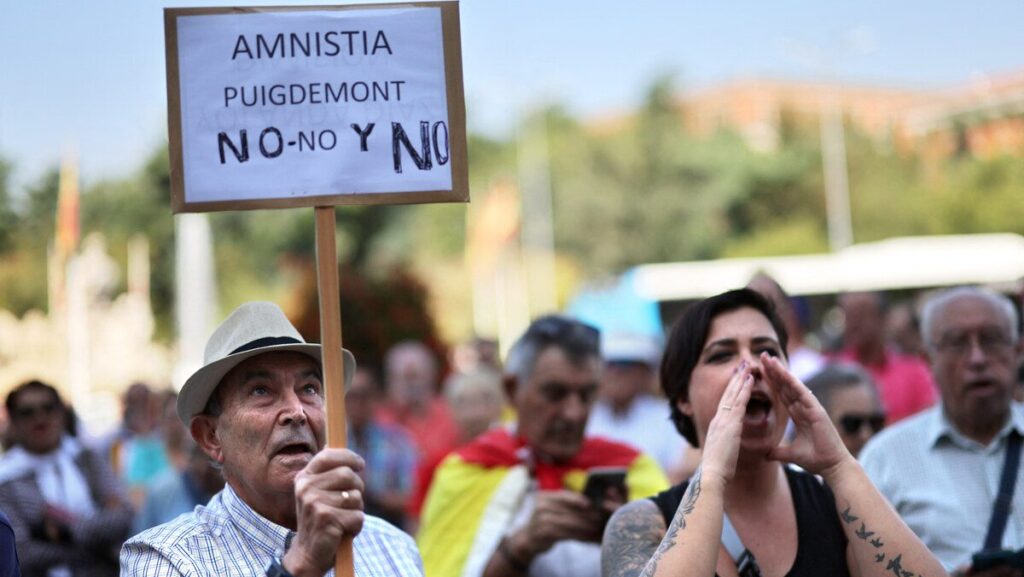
[314,206,354,577]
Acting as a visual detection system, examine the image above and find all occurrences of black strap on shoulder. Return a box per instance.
[722,514,763,577]
[983,431,1022,551]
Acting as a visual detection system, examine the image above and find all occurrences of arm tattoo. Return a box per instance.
[602,500,667,577]
[855,523,875,540]
[638,469,703,577]
[840,505,859,523]
[840,503,924,577]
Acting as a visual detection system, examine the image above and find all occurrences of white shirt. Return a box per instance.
[860,402,1024,571]
[586,395,686,474]
[507,483,601,577]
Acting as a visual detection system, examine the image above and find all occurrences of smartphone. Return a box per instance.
[971,548,1024,571]
[583,467,627,508]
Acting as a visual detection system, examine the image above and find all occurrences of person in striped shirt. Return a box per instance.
[121,302,423,577]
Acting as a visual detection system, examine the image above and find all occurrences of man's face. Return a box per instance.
[827,383,885,458]
[345,368,378,430]
[928,295,1020,432]
[386,348,436,407]
[600,361,654,408]
[451,386,503,441]
[194,351,325,504]
[515,346,601,463]
[841,293,885,352]
[124,384,157,435]
[10,387,64,455]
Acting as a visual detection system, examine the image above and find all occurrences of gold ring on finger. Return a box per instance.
[722,405,733,411]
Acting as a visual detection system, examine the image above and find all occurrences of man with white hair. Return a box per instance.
[121,302,423,577]
[860,287,1024,575]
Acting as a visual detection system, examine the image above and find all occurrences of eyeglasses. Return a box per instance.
[13,401,60,421]
[527,316,600,351]
[839,413,886,435]
[933,328,1014,357]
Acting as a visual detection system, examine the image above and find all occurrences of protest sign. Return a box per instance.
[165,5,466,575]
[165,3,467,212]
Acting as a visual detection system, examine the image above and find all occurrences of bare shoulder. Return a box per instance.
[601,499,666,577]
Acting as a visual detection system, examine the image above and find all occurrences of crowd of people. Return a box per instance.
[0,277,1021,577]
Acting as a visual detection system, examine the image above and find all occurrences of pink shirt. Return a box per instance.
[837,349,938,425]
[375,397,459,463]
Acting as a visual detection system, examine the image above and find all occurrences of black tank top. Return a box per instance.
[649,466,850,577]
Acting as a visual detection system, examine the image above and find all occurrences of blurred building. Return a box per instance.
[595,71,1024,159]
[681,78,927,151]
[0,156,173,436]
[0,234,174,436]
[906,72,1024,160]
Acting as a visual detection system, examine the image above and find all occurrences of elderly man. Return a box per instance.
[121,302,423,577]
[417,315,667,577]
[0,380,133,577]
[860,287,1024,575]
[377,341,459,464]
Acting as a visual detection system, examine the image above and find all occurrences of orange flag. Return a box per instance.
[56,154,80,258]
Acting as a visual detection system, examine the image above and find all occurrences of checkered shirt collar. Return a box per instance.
[222,483,295,557]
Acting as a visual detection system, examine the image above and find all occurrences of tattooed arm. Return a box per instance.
[601,500,666,577]
[826,459,948,577]
[601,469,726,577]
[759,354,948,577]
[601,358,762,577]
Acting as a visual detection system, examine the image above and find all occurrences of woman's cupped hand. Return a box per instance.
[760,352,855,482]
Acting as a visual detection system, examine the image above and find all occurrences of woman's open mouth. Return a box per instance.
[743,391,773,427]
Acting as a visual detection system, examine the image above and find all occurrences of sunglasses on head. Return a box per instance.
[13,401,60,421]
[839,413,886,435]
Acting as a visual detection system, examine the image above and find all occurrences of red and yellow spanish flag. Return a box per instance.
[417,428,668,577]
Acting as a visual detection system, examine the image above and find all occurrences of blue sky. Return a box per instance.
[2,0,1022,188]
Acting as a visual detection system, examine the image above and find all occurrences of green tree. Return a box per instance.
[0,157,17,253]
[0,166,59,315]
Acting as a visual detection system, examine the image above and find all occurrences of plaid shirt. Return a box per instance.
[120,484,424,577]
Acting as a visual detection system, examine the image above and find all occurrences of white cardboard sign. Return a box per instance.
[165,3,467,212]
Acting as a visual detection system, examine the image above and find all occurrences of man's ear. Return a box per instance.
[190,415,224,465]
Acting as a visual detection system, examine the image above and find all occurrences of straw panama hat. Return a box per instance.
[177,301,355,423]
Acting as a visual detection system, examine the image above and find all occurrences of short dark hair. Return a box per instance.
[505,315,601,385]
[660,289,789,447]
[5,380,63,418]
[806,362,880,413]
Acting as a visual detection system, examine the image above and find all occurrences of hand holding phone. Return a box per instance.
[971,548,1024,572]
[582,467,627,509]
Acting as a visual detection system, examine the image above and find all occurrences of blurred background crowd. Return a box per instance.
[2,273,1024,575]
[3,1,1024,575]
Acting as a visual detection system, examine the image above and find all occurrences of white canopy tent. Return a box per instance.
[632,233,1024,301]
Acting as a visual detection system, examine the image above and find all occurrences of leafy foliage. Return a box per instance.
[0,75,1022,344]
[289,262,447,373]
